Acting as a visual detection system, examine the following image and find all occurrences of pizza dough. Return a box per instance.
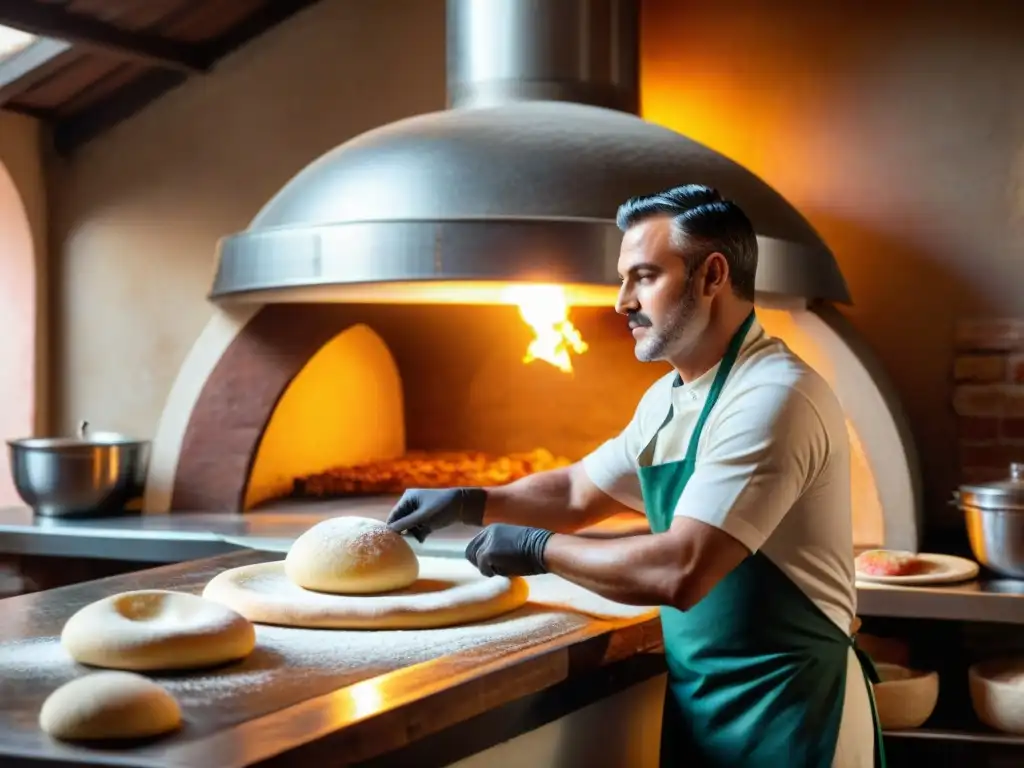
[284,516,419,594]
[203,556,528,629]
[61,589,256,671]
[39,671,181,741]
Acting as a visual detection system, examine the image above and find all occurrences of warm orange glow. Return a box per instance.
[757,308,884,548]
[501,284,589,374]
[345,677,386,720]
[217,280,620,307]
[245,324,405,509]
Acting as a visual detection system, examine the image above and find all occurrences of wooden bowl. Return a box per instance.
[969,658,1024,734]
[872,662,939,730]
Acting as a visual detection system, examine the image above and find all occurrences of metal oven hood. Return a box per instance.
[209,0,850,306]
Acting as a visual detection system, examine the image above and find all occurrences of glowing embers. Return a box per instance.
[293,449,572,498]
[501,284,589,374]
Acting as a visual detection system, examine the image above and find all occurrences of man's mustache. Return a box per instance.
[627,311,652,329]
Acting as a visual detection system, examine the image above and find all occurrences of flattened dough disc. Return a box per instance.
[202,557,528,630]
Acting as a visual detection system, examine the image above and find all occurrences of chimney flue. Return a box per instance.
[445,0,640,114]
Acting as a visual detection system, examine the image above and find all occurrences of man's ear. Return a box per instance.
[701,252,730,297]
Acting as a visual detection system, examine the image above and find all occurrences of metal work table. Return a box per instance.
[0,548,665,768]
[5,507,1024,760]
[4,504,1024,625]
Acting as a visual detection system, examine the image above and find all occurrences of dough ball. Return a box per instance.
[40,671,181,741]
[62,590,256,671]
[285,516,419,594]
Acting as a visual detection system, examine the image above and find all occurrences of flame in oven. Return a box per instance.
[501,284,588,373]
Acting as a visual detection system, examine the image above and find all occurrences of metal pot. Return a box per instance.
[957,463,1024,578]
[7,421,151,518]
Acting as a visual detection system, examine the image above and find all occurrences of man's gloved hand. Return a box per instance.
[385,488,487,542]
[465,523,554,577]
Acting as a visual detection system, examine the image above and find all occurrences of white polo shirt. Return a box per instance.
[582,317,873,767]
[582,316,856,631]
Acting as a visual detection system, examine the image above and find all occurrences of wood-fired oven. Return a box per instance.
[143,292,921,553]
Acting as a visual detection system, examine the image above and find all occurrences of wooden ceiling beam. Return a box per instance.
[0,38,72,106]
[0,101,53,121]
[0,4,213,73]
[53,0,328,155]
[54,68,186,153]
[202,0,326,61]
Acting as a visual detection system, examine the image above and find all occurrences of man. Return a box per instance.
[386,185,882,768]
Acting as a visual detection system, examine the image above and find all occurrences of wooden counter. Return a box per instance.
[0,550,665,768]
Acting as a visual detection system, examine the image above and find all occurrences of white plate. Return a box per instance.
[855,553,980,586]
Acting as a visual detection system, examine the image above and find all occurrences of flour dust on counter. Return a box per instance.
[0,637,68,681]
[0,606,589,738]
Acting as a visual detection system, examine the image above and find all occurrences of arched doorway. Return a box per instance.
[0,162,37,506]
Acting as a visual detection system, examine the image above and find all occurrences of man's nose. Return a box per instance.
[615,284,637,315]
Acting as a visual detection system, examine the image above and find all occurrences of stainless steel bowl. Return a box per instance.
[958,463,1024,579]
[7,421,151,518]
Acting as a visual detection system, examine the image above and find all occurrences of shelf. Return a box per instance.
[885,728,1024,746]
[857,578,1024,625]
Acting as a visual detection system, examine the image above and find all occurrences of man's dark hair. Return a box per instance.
[615,184,758,301]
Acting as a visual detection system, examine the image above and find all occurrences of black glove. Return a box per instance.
[385,488,487,542]
[465,523,554,577]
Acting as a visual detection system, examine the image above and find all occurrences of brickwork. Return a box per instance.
[954,319,1024,483]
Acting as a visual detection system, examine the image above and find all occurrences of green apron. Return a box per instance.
[637,311,886,768]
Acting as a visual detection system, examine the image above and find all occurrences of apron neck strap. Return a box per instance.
[683,310,757,462]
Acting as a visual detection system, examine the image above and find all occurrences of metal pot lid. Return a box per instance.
[959,463,1024,510]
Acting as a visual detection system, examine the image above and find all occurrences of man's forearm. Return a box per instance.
[541,532,693,608]
[483,464,623,533]
[483,467,583,532]
[541,517,751,610]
